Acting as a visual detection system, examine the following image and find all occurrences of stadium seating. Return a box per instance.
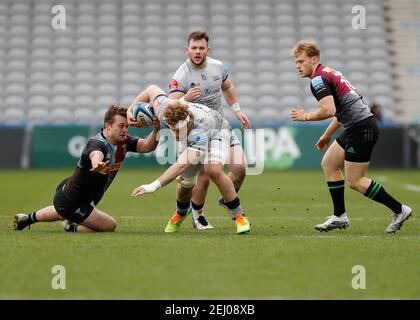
[0,0,395,125]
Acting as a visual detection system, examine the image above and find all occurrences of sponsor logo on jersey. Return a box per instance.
[169,79,179,90]
[212,75,220,81]
[311,76,326,93]
[190,133,208,144]
[154,99,161,109]
[96,162,122,175]
[201,74,207,80]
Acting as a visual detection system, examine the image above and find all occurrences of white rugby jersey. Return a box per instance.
[169,57,229,115]
[152,95,230,153]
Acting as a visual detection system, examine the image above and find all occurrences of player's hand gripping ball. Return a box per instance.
[132,103,154,128]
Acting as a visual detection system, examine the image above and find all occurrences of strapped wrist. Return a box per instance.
[151,180,161,190]
[230,102,240,112]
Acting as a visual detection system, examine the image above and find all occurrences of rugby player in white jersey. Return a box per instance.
[168,31,250,230]
[127,85,251,234]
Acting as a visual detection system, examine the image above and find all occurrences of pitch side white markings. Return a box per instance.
[403,184,420,192]
[289,235,420,239]
[373,175,420,193]
[117,216,359,220]
[107,216,418,222]
[1,215,415,222]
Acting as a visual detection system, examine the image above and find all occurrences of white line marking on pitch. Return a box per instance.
[288,235,420,239]
[403,184,420,192]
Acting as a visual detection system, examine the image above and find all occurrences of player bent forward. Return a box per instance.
[14,105,160,232]
[128,85,251,234]
[168,31,250,230]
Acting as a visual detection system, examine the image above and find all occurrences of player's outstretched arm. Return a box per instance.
[136,117,161,153]
[291,95,336,122]
[131,148,203,197]
[89,151,109,172]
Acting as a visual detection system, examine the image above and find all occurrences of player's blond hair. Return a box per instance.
[291,40,321,58]
[163,101,190,127]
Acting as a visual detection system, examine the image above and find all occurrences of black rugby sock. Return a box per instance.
[327,181,346,217]
[225,197,243,218]
[364,180,402,214]
[176,200,190,216]
[191,202,204,211]
[28,212,38,225]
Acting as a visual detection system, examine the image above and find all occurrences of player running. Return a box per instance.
[290,40,412,233]
[168,31,250,230]
[14,105,160,232]
[127,85,251,234]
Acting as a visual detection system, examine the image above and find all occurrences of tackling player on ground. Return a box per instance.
[290,40,412,233]
[168,31,250,230]
[127,85,251,234]
[14,106,160,232]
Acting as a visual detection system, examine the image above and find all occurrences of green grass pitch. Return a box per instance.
[0,168,419,299]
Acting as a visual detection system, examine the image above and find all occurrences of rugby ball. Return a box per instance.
[132,103,154,127]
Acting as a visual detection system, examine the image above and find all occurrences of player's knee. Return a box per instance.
[205,166,223,182]
[106,217,117,232]
[321,158,339,173]
[320,157,331,170]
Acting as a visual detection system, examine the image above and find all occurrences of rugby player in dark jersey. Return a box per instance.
[290,40,412,233]
[14,105,160,232]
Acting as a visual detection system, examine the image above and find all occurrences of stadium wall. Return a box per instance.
[0,126,25,168]
[1,125,417,170]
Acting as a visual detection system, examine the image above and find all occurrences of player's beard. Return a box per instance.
[113,133,126,144]
[191,55,205,67]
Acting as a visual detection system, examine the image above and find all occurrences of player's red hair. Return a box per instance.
[163,101,190,127]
